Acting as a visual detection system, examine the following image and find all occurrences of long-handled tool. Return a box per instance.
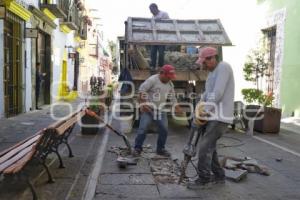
[85,109,132,154]
[178,125,203,183]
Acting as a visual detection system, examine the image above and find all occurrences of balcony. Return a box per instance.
[40,0,67,19]
[89,44,98,58]
[59,0,79,33]
[79,23,87,40]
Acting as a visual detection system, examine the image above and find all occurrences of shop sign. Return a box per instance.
[25,28,38,38]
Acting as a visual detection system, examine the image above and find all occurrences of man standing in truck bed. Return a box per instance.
[149,3,169,71]
[133,65,183,157]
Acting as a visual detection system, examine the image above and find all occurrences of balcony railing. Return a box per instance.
[89,43,98,57]
[79,23,87,40]
[40,0,67,18]
[60,0,78,31]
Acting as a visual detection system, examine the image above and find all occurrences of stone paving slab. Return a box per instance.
[95,185,160,199]
[95,116,300,200]
[100,173,155,185]
[100,152,151,174]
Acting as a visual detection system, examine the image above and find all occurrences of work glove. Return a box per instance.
[193,102,209,126]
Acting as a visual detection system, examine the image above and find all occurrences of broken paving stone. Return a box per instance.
[224,168,248,182]
[242,159,258,166]
[225,159,241,169]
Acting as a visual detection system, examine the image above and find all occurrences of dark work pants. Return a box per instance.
[150,45,165,69]
[36,84,40,108]
[197,121,227,180]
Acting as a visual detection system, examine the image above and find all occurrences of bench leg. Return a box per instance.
[64,127,75,158]
[37,159,55,183]
[41,161,55,183]
[65,141,74,158]
[54,150,65,168]
[26,177,38,200]
[18,173,38,200]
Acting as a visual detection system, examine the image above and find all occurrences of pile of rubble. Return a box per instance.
[108,145,271,184]
[109,145,182,184]
[164,51,199,69]
[221,156,270,182]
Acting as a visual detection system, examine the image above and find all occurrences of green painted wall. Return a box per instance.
[259,0,300,117]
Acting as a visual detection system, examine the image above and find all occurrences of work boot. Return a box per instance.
[211,175,225,184]
[132,148,142,157]
[186,178,212,189]
[156,149,171,157]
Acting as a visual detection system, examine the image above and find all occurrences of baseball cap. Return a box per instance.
[196,47,218,65]
[161,64,176,79]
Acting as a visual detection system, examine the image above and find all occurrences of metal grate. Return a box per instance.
[126,17,232,46]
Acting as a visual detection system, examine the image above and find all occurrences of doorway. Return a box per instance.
[36,31,51,107]
[3,14,22,117]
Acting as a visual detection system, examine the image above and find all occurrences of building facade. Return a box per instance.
[0,0,101,118]
[78,6,112,96]
[257,0,300,117]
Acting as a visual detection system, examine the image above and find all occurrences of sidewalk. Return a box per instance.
[1,101,300,199]
[0,100,83,151]
[93,117,300,200]
[281,117,300,135]
[0,100,106,200]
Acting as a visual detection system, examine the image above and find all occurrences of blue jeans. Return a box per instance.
[150,45,165,69]
[134,112,168,152]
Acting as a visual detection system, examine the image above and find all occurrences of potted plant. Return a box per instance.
[242,47,282,134]
[81,76,105,134]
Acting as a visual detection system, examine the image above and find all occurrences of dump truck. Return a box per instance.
[117,17,232,129]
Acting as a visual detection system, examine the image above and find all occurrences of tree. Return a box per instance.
[108,40,119,75]
[242,46,273,106]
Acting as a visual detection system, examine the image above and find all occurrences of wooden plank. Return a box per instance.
[127,17,133,44]
[0,130,43,157]
[0,145,35,173]
[151,18,157,41]
[3,150,36,174]
[56,110,85,135]
[0,134,41,164]
[56,116,78,135]
[48,118,66,129]
[126,17,232,46]
[173,20,181,41]
[48,110,84,130]
[195,20,205,41]
[129,69,208,81]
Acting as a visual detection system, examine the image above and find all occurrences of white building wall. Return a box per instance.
[0,20,4,118]
[25,22,32,112]
[51,19,76,102]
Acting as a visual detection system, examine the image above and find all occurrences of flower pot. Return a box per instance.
[243,105,281,134]
[81,113,99,134]
[254,107,282,134]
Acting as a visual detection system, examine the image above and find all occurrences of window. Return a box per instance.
[263,27,276,94]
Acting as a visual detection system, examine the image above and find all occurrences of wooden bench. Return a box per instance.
[0,109,84,200]
[45,110,85,168]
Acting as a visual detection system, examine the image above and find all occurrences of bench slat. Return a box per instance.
[0,134,41,165]
[3,150,36,174]
[0,145,35,173]
[56,114,81,135]
[55,110,85,135]
[0,130,43,157]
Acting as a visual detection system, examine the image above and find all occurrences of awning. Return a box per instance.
[5,1,32,21]
[29,5,57,29]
